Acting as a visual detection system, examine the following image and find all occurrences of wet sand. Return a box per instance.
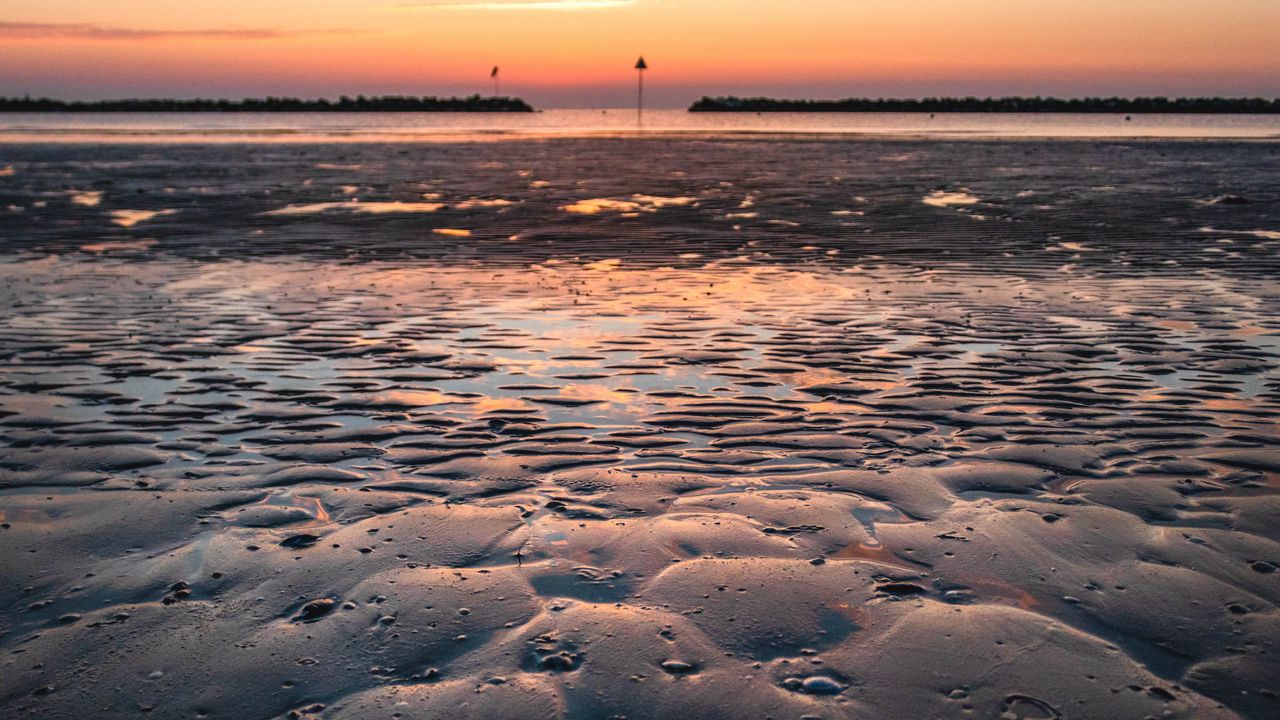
[1,138,1278,719]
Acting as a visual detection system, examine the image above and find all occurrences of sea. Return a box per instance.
[2,108,1279,142]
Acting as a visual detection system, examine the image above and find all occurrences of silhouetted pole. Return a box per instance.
[635,56,647,125]
[491,66,500,97]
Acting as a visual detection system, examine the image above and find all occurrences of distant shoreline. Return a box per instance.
[689,96,1280,114]
[0,96,535,113]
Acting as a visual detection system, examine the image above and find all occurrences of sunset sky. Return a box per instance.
[2,0,1278,107]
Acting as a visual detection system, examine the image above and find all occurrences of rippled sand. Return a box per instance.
[1,139,1278,719]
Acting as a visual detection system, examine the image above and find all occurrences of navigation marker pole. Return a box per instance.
[635,56,647,126]
[491,66,500,97]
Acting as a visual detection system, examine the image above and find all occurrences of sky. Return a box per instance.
[2,0,1278,107]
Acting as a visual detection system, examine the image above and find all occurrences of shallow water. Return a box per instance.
[3,109,1280,142]
[1,139,1278,719]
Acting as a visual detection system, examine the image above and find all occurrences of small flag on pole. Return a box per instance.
[491,66,499,78]
[491,66,500,96]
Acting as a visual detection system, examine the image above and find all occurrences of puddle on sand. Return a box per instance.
[261,201,445,216]
[923,190,980,207]
[109,209,177,227]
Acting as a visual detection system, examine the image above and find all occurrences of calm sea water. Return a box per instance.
[2,109,1279,142]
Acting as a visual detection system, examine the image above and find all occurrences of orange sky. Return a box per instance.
[2,0,1277,106]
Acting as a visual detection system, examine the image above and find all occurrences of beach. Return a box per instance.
[1,132,1278,719]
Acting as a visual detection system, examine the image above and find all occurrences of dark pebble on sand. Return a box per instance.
[162,581,192,605]
[293,598,336,623]
[540,651,582,672]
[876,582,928,597]
[280,534,320,549]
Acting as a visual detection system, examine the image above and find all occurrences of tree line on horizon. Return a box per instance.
[5,94,1278,114]
[0,95,535,112]
[689,96,1280,113]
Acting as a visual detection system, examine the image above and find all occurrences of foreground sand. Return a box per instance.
[1,139,1278,719]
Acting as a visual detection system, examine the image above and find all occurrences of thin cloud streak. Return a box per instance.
[397,1,636,10]
[0,21,321,41]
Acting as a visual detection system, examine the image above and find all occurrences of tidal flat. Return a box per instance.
[1,138,1278,719]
